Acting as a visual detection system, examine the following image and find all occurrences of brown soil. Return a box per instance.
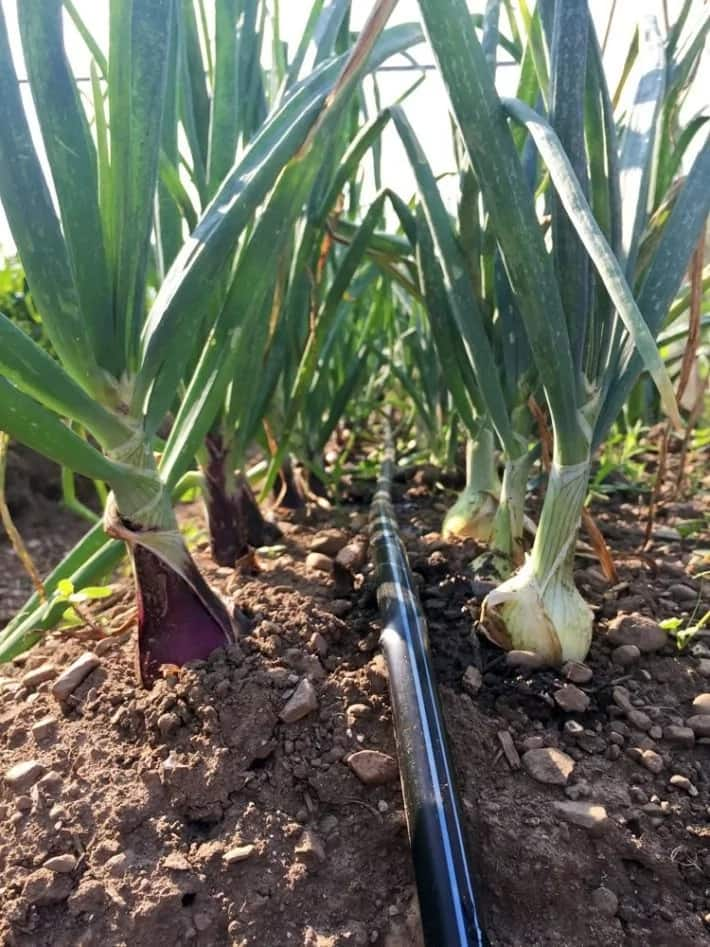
[0,449,708,947]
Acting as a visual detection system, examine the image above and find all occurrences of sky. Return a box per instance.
[0,0,706,253]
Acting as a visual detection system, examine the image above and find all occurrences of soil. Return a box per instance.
[0,444,709,946]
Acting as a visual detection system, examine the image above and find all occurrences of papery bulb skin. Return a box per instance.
[481,458,593,665]
[442,487,498,542]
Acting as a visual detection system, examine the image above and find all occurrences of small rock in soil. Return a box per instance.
[552,801,608,833]
[347,750,398,785]
[520,735,545,752]
[68,879,106,915]
[51,651,100,702]
[626,709,652,732]
[163,852,191,871]
[669,774,698,796]
[612,686,634,713]
[691,693,710,714]
[562,661,593,684]
[329,599,352,618]
[280,679,318,723]
[157,712,180,738]
[23,868,73,906]
[522,747,575,785]
[105,853,129,876]
[591,886,619,917]
[667,583,698,603]
[224,844,255,865]
[15,794,33,812]
[497,731,520,770]
[686,715,710,737]
[295,830,326,862]
[335,541,369,572]
[44,854,77,874]
[698,659,710,678]
[4,760,44,792]
[309,531,348,557]
[553,684,590,714]
[22,663,57,689]
[31,715,58,743]
[506,650,547,670]
[628,747,664,774]
[606,614,667,653]
[462,666,483,696]
[663,725,694,747]
[305,552,333,574]
[612,644,641,666]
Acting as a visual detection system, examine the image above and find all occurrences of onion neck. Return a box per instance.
[529,456,590,584]
[490,451,530,570]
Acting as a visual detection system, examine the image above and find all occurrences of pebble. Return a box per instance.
[628,747,664,774]
[663,725,695,747]
[552,801,608,833]
[23,867,74,906]
[305,552,333,574]
[22,663,57,689]
[691,693,710,714]
[667,583,698,603]
[346,703,371,728]
[648,726,663,741]
[164,852,191,871]
[612,644,640,666]
[522,747,575,785]
[105,853,129,876]
[686,715,710,738]
[336,541,369,572]
[591,886,619,917]
[698,659,710,678]
[194,914,212,932]
[497,731,521,770]
[329,599,352,618]
[612,686,634,713]
[309,531,349,557]
[669,774,698,796]
[4,760,45,792]
[224,844,255,865]
[553,685,590,714]
[51,652,100,702]
[347,750,398,785]
[32,715,58,743]
[280,679,318,723]
[462,666,483,697]
[562,662,593,684]
[38,771,63,795]
[506,650,547,670]
[626,709,652,732]
[15,794,33,812]
[157,712,180,738]
[44,854,77,874]
[295,830,326,862]
[606,614,667,653]
[520,735,545,752]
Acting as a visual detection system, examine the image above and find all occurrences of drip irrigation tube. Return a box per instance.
[369,441,488,947]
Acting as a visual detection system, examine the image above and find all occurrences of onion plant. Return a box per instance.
[0,0,419,677]
[414,0,709,663]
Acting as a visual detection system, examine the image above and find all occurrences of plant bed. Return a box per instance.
[396,467,709,947]
[1,455,709,946]
[0,503,422,947]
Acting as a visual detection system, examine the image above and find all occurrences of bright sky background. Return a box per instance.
[0,0,707,253]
